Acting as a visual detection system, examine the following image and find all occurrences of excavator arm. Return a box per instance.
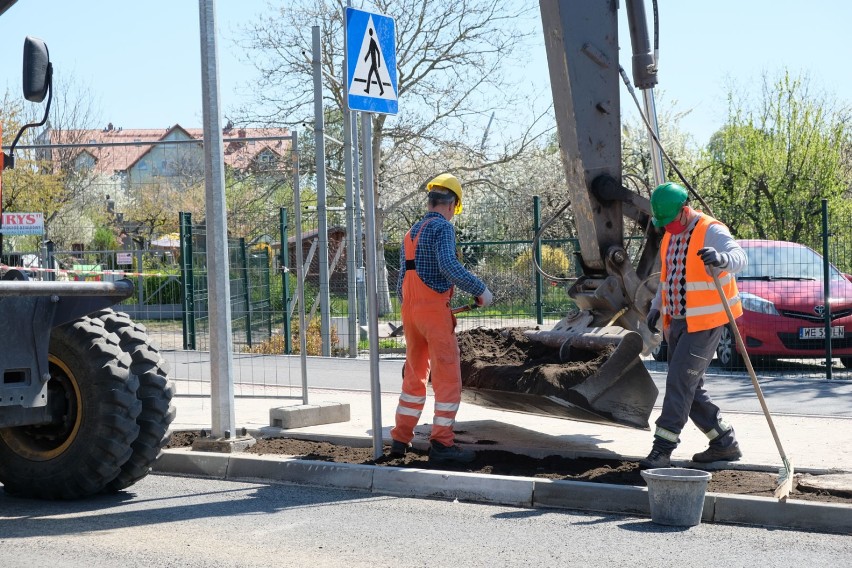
[540,0,661,341]
[463,0,667,429]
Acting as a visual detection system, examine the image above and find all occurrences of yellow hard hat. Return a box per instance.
[426,173,463,215]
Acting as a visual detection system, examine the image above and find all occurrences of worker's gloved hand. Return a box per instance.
[646,308,660,333]
[698,247,729,268]
[476,287,493,308]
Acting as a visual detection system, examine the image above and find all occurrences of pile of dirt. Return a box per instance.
[165,432,851,505]
[458,327,610,395]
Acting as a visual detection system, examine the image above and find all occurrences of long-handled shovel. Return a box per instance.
[711,271,794,500]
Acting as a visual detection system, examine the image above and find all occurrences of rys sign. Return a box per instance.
[1,212,44,235]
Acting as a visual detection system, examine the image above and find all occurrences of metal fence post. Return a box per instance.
[179,211,196,350]
[135,249,144,307]
[312,25,332,357]
[533,196,543,324]
[280,207,292,354]
[240,237,253,348]
[44,239,55,281]
[822,199,833,379]
[262,249,272,340]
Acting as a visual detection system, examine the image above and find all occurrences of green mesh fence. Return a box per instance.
[3,193,851,381]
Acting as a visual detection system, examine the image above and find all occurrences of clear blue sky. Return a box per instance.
[1,1,850,144]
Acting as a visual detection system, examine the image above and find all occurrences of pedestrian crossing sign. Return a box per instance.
[346,7,397,115]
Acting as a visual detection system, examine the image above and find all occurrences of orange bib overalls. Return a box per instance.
[390,219,462,447]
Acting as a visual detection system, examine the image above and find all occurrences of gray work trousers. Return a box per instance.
[654,318,736,452]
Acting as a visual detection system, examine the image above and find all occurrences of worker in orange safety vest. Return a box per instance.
[387,173,492,465]
[640,182,748,469]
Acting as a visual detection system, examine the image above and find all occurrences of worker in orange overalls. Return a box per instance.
[640,182,748,469]
[388,173,492,464]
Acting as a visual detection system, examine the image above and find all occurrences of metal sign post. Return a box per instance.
[346,6,398,458]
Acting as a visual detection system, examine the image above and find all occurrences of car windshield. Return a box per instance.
[739,244,844,281]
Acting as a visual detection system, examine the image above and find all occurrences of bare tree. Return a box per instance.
[233,0,552,312]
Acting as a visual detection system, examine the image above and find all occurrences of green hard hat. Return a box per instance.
[650,182,688,227]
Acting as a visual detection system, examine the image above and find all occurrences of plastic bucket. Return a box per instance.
[640,467,712,527]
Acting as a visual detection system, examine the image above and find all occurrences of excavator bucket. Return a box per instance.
[459,325,658,430]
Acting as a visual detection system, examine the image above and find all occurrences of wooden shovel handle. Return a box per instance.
[710,271,789,463]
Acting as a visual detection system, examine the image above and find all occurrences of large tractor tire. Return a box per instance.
[93,309,176,491]
[0,317,141,499]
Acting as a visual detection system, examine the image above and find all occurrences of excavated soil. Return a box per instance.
[166,431,851,504]
[164,327,852,505]
[458,327,610,395]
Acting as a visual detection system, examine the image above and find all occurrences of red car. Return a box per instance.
[715,240,852,369]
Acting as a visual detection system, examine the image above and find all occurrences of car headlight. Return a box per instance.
[740,292,779,315]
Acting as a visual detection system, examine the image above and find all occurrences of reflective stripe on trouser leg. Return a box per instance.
[703,418,731,440]
[703,418,735,445]
[655,319,723,452]
[654,426,680,443]
[426,306,462,447]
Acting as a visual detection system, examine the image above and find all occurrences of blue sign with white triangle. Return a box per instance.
[346,7,397,115]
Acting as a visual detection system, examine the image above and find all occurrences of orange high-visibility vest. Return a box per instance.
[660,213,742,332]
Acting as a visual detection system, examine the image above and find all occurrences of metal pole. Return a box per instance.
[533,196,543,324]
[361,115,383,459]
[352,114,367,338]
[312,26,332,357]
[240,237,253,349]
[822,199,833,379]
[179,212,196,350]
[292,132,309,404]
[343,3,358,358]
[198,0,235,438]
[136,249,144,307]
[280,207,292,354]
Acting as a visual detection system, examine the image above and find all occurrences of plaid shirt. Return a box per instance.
[396,212,486,302]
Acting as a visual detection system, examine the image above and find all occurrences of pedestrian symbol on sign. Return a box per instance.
[363,28,384,95]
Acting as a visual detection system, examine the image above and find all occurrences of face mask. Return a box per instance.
[664,208,688,234]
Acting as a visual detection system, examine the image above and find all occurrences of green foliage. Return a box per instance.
[698,71,851,244]
[90,226,118,251]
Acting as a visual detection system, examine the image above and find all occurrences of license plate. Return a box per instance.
[798,326,845,339]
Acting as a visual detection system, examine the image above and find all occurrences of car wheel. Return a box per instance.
[841,357,852,369]
[716,325,743,370]
[651,340,667,362]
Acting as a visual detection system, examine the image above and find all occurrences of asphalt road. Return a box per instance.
[1,474,849,567]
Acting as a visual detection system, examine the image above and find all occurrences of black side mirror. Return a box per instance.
[23,36,50,103]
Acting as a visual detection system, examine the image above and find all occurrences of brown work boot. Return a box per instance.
[692,443,742,463]
[638,448,672,469]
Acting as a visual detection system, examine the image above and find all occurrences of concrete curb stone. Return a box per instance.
[372,467,534,507]
[153,449,852,534]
